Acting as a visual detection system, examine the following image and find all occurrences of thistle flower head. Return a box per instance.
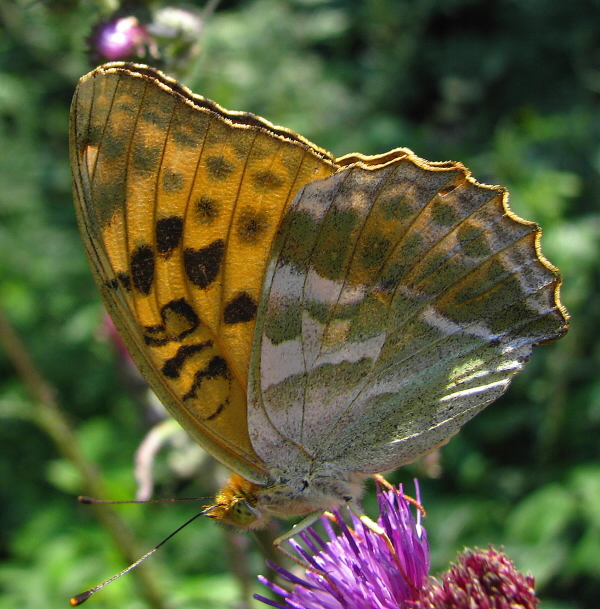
[256,483,430,609]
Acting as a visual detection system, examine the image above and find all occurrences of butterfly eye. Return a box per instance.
[228,497,258,527]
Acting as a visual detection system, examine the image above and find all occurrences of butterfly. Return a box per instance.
[70,62,569,533]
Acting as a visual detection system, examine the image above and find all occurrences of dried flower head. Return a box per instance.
[424,546,539,609]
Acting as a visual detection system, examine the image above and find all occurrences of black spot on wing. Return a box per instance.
[143,334,168,347]
[117,272,131,291]
[224,292,258,324]
[131,245,155,295]
[205,156,235,180]
[205,402,226,421]
[143,320,167,346]
[161,298,200,339]
[195,196,220,224]
[162,341,212,379]
[236,209,269,244]
[183,240,225,288]
[142,298,200,345]
[156,216,184,254]
[183,356,231,402]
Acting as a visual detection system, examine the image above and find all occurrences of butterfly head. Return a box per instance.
[205,466,371,531]
[205,473,268,530]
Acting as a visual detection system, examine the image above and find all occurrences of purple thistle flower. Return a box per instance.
[255,482,430,609]
[90,16,149,62]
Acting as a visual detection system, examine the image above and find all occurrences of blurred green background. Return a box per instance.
[0,0,598,607]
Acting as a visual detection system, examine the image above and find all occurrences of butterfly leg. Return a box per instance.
[272,510,323,565]
[346,500,386,537]
[372,473,427,517]
[272,500,388,566]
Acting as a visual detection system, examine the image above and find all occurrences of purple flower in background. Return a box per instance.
[90,16,149,62]
[87,7,206,69]
[256,482,430,609]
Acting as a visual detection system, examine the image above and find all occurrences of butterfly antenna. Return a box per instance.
[77,495,208,505]
[70,508,210,605]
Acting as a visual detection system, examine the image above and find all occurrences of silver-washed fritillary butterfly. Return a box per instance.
[70,63,569,532]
